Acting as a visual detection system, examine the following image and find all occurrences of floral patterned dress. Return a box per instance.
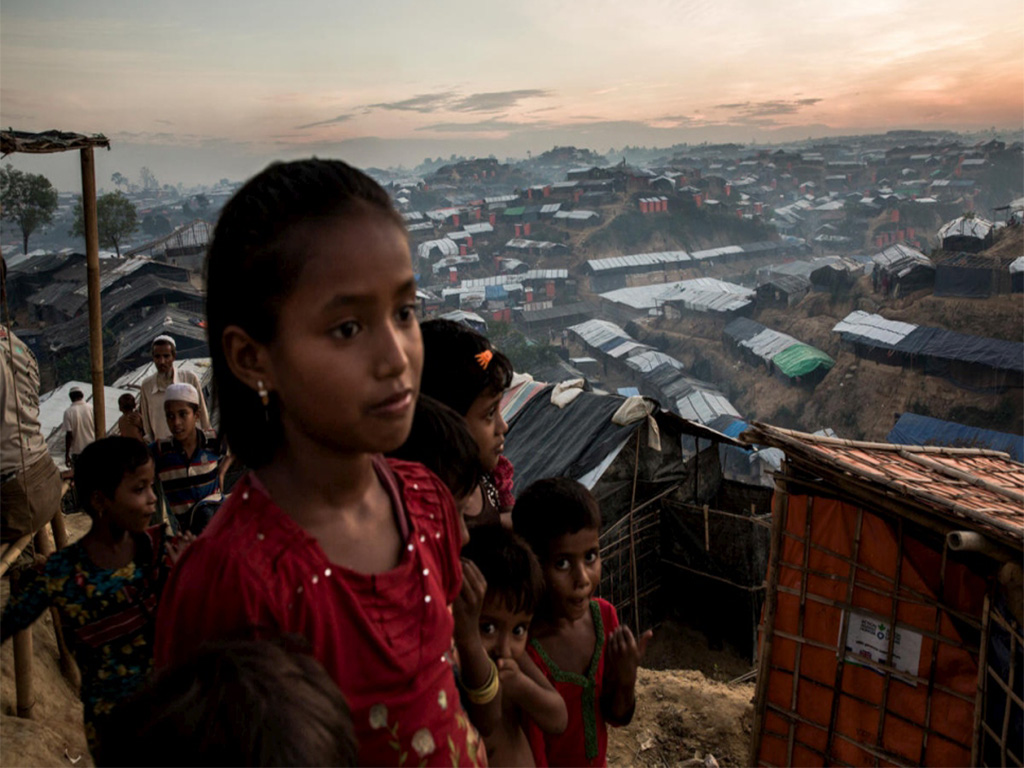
[0,526,173,750]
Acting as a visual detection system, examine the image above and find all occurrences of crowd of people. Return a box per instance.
[0,158,649,767]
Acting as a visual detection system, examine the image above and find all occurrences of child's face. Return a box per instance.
[165,400,198,442]
[263,214,423,456]
[542,527,601,622]
[120,398,135,414]
[98,460,157,532]
[464,389,508,473]
[479,595,533,662]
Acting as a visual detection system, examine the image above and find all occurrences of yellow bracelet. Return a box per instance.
[463,658,500,705]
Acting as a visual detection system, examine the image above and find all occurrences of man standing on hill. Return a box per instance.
[62,385,95,468]
[138,335,211,441]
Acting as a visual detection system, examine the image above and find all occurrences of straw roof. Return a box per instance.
[1,129,110,156]
[742,423,1024,550]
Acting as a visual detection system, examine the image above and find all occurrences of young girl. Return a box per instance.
[420,319,515,528]
[0,437,190,754]
[512,478,651,768]
[154,159,496,766]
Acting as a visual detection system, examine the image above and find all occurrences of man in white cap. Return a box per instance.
[62,385,95,468]
[138,334,211,442]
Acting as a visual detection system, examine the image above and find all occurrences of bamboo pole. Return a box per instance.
[919,539,949,764]
[971,593,992,767]
[873,518,905,765]
[0,533,33,578]
[13,628,34,718]
[748,472,789,767]
[786,494,815,768]
[627,430,641,638]
[80,146,104,431]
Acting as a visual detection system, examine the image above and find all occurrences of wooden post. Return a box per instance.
[13,629,34,718]
[970,593,991,767]
[80,146,104,431]
[627,430,642,638]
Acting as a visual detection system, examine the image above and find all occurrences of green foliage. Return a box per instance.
[487,320,560,374]
[142,214,173,236]
[71,191,139,257]
[0,164,59,254]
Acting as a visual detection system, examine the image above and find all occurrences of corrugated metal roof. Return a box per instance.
[586,250,691,273]
[832,310,918,346]
[461,270,567,288]
[937,216,994,241]
[540,203,562,214]
[567,318,632,349]
[624,350,684,374]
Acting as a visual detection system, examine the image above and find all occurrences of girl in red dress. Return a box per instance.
[513,478,652,767]
[154,159,497,766]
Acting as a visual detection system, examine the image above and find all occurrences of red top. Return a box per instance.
[154,457,486,767]
[524,598,619,768]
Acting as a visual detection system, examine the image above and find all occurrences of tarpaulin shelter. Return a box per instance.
[504,386,770,657]
[871,244,935,297]
[724,317,834,386]
[934,251,1016,298]
[744,424,1023,767]
[888,412,1024,463]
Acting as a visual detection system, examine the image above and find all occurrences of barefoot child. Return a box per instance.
[117,393,145,443]
[0,437,191,754]
[462,525,568,767]
[154,159,497,766]
[513,478,651,768]
[420,319,515,528]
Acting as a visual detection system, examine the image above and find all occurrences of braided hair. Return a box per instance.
[205,159,405,468]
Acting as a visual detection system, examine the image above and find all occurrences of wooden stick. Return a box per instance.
[749,471,788,768]
[627,430,641,639]
[0,533,33,578]
[661,559,766,592]
[826,507,864,759]
[703,504,710,551]
[787,494,815,768]
[971,593,992,768]
[13,628,34,718]
[81,146,106,430]
[873,518,905,765]
[1000,612,1017,766]
[919,539,949,765]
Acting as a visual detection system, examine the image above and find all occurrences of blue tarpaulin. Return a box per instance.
[887,412,1023,462]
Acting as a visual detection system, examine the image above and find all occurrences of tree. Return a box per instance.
[194,194,210,211]
[139,166,158,191]
[142,214,172,236]
[111,171,128,190]
[0,164,59,254]
[71,191,139,257]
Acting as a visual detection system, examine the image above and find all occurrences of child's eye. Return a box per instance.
[584,551,599,564]
[396,304,418,323]
[479,621,497,635]
[512,624,528,637]
[553,558,570,571]
[331,321,361,340]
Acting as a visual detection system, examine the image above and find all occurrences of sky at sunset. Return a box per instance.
[2,0,1022,189]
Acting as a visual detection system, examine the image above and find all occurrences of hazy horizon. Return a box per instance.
[2,0,1022,191]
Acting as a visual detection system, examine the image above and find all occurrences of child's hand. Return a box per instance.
[166,532,195,565]
[453,558,487,644]
[497,657,527,699]
[605,625,652,691]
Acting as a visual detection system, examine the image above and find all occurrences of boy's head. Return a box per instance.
[164,383,200,442]
[118,393,136,414]
[419,319,513,473]
[74,437,156,531]
[512,478,603,622]
[97,637,358,767]
[387,395,482,544]
[461,525,544,662]
[69,386,84,403]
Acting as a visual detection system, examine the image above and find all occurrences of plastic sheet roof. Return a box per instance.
[586,250,691,273]
[461,269,567,288]
[725,317,834,378]
[623,350,685,374]
[744,423,1024,549]
[553,210,599,220]
[505,239,564,251]
[462,222,494,235]
[416,238,459,260]
[888,413,1024,463]
[871,244,933,277]
[832,310,918,348]
[567,318,632,349]
[1010,256,1024,275]
[937,216,994,241]
[600,278,753,313]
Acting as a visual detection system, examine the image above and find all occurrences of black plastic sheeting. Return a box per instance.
[505,390,639,495]
[898,326,1023,374]
[723,316,762,343]
[934,265,992,298]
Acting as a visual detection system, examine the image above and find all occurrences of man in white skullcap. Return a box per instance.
[138,335,211,442]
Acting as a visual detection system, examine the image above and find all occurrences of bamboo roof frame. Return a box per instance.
[1,129,110,156]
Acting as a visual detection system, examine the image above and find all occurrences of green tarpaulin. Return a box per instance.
[772,343,835,378]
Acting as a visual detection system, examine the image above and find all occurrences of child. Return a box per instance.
[388,394,484,543]
[150,382,227,535]
[512,478,651,768]
[117,393,145,443]
[462,525,568,767]
[154,159,497,766]
[0,437,190,754]
[420,318,515,528]
[97,637,358,767]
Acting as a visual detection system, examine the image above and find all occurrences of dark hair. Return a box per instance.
[69,390,84,402]
[74,437,152,517]
[512,477,602,561]
[205,159,405,468]
[96,637,357,767]
[462,524,544,616]
[420,319,513,416]
[118,393,136,411]
[388,395,481,500]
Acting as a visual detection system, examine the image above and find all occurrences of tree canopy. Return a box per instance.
[0,164,59,255]
[71,191,139,257]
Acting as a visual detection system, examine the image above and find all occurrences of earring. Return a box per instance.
[257,380,269,407]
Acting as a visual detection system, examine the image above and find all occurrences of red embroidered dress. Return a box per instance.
[154,457,486,767]
[524,598,620,768]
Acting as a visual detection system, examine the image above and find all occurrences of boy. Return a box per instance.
[462,525,568,767]
[150,383,227,534]
[0,437,190,755]
[63,385,95,468]
[420,319,515,527]
[513,478,651,768]
[117,392,145,443]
